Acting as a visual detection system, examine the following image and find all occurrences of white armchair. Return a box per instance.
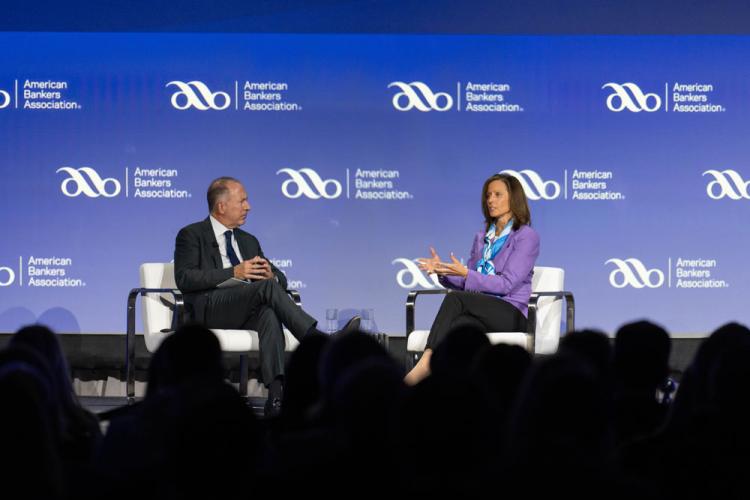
[126,263,301,402]
[405,266,575,370]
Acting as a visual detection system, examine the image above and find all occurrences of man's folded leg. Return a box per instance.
[204,279,317,337]
[250,279,318,339]
[247,305,286,417]
[205,284,297,416]
[245,305,286,383]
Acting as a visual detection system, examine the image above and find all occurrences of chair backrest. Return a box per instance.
[139,263,178,352]
[530,266,565,354]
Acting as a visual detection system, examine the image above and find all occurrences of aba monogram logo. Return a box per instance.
[702,170,750,200]
[392,259,444,289]
[0,265,15,287]
[56,167,121,198]
[388,81,453,112]
[166,81,231,110]
[276,168,342,199]
[606,258,664,288]
[499,169,561,200]
[0,89,10,109]
[602,83,661,112]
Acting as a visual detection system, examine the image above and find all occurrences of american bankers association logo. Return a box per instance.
[499,169,561,200]
[388,81,453,112]
[602,83,661,112]
[392,258,443,289]
[606,258,664,289]
[276,168,342,199]
[56,167,121,198]
[703,170,750,200]
[166,81,231,110]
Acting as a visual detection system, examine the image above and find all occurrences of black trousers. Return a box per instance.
[204,279,316,385]
[425,291,527,350]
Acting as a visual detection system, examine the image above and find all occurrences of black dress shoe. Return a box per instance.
[264,396,282,418]
[334,315,361,336]
[264,378,284,418]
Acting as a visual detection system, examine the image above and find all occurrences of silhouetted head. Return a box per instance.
[0,345,62,497]
[147,323,223,396]
[470,343,531,416]
[507,352,613,469]
[559,329,612,379]
[430,324,491,380]
[282,332,330,424]
[330,356,405,443]
[11,325,68,376]
[615,320,671,390]
[11,324,80,408]
[672,322,750,430]
[397,371,495,495]
[318,331,391,398]
[0,345,55,415]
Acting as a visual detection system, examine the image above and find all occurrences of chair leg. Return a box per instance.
[526,335,535,354]
[239,354,248,397]
[126,340,135,404]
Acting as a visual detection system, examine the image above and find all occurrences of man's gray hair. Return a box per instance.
[207,176,240,213]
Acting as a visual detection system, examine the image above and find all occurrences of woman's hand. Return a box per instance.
[417,247,441,274]
[434,253,468,277]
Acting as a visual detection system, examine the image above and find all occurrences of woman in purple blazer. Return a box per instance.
[405,173,540,385]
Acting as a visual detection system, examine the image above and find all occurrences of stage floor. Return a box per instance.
[80,396,269,419]
[0,333,702,400]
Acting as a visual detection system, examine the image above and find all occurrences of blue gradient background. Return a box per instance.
[1,33,749,335]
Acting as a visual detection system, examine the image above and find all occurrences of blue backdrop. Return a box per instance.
[1,33,748,335]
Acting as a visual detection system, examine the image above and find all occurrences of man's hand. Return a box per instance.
[233,256,274,281]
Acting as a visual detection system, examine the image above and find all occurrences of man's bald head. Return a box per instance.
[207,176,241,213]
[207,177,250,228]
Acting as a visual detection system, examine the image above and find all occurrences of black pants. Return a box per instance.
[204,279,316,385]
[425,291,527,350]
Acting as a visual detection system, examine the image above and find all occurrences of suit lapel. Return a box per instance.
[235,230,256,260]
[491,230,516,271]
[201,218,223,269]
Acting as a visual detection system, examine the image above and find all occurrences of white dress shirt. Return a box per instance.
[209,215,244,269]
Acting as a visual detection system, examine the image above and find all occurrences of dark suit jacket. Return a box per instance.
[174,217,287,322]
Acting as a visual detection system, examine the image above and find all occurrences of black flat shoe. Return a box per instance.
[336,315,361,336]
[264,378,284,418]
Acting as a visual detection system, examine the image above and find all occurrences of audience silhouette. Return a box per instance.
[1,319,748,498]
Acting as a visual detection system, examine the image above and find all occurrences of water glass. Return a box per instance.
[325,308,338,334]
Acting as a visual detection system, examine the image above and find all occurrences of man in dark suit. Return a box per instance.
[174,176,359,416]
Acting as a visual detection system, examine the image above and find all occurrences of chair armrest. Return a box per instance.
[527,291,575,336]
[125,287,184,402]
[127,287,185,332]
[405,289,450,337]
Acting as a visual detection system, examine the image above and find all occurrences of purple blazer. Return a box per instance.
[439,225,540,317]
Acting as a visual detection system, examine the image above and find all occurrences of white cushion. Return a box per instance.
[408,329,529,351]
[407,330,430,352]
[212,329,300,352]
[486,332,529,349]
[209,329,255,352]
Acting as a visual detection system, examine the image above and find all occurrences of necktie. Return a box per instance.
[224,230,241,266]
